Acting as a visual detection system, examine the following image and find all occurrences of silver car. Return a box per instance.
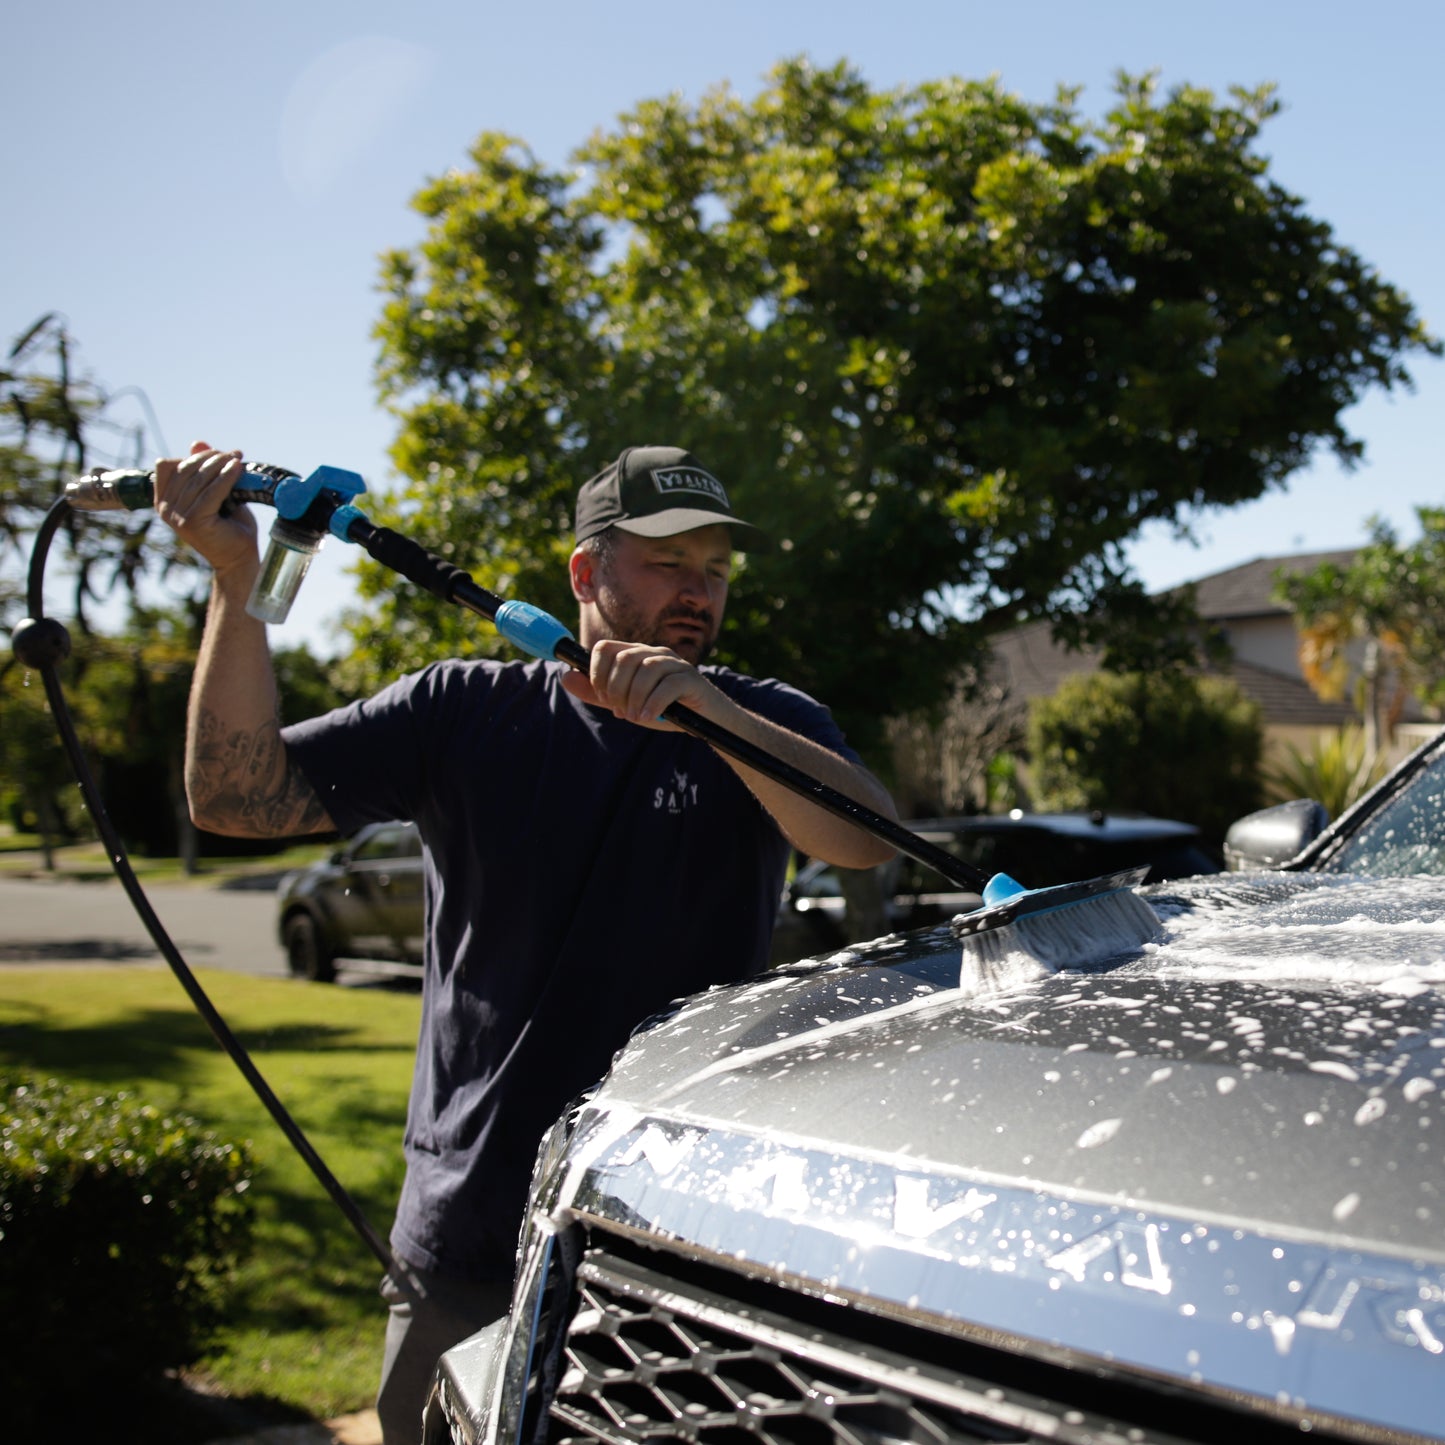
[275,820,425,982]
[424,730,1445,1445]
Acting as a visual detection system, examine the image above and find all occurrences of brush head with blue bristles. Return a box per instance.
[953,868,1163,995]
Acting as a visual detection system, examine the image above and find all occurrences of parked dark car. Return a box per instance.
[276,820,424,981]
[424,730,1445,1445]
[773,811,1223,963]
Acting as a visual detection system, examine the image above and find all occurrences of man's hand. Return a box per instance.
[154,441,258,580]
[560,639,718,728]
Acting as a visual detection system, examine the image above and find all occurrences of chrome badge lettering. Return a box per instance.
[727,1153,813,1213]
[1047,1222,1173,1296]
[616,1123,701,1177]
[892,1176,997,1239]
[1298,1264,1445,1354]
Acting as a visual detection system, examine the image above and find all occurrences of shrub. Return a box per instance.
[1262,726,1390,819]
[1029,671,1264,846]
[0,1076,255,1420]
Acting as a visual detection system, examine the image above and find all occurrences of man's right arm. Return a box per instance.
[155,444,335,839]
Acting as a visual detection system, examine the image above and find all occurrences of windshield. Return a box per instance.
[1320,751,1445,876]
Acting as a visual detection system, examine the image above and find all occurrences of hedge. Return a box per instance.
[0,1076,255,1421]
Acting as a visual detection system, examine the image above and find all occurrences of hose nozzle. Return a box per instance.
[60,459,368,627]
[63,469,155,511]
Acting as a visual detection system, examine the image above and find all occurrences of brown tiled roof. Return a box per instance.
[1217,660,1356,726]
[1184,550,1358,621]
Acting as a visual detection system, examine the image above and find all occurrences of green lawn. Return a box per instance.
[0,964,421,1423]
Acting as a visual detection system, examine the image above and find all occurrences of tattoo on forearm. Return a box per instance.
[189,708,331,836]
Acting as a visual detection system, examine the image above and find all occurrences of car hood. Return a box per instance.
[544,872,1445,1440]
[592,871,1445,1261]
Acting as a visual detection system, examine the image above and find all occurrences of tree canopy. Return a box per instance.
[362,59,1438,752]
[1,317,357,864]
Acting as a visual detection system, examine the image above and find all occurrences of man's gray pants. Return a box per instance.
[377,1266,512,1445]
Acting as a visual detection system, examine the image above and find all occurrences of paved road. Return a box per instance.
[0,875,290,977]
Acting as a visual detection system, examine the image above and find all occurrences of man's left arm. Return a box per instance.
[562,642,898,868]
[706,702,899,867]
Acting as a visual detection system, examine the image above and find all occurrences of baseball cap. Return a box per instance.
[574,446,771,552]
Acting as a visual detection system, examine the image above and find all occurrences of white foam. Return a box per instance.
[1144,876,1445,990]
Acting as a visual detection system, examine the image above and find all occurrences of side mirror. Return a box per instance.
[1223,799,1330,870]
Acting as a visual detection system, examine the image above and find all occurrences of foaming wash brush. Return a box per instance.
[949,866,1163,993]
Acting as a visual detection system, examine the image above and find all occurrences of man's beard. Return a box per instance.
[594,589,718,665]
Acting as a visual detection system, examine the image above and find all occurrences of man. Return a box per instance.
[155,440,896,1442]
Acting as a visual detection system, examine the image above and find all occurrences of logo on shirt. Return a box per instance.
[652,466,728,506]
[655,768,700,815]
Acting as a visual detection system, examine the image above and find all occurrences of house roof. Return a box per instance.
[991,619,1098,701]
[1220,660,1356,726]
[991,542,1376,731]
[1184,550,1358,621]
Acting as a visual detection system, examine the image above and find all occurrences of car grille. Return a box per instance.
[536,1235,1353,1445]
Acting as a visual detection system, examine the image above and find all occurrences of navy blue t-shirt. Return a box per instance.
[282,658,859,1279]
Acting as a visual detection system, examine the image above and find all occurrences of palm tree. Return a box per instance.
[1274,519,1433,764]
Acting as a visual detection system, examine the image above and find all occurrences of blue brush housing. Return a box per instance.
[982,873,1027,906]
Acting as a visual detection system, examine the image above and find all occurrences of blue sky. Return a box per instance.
[6,0,1442,657]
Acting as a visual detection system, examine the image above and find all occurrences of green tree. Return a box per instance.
[2,319,245,869]
[0,668,85,863]
[4,617,355,869]
[1,622,198,864]
[1400,510,1445,716]
[3,315,98,635]
[364,60,1437,752]
[1273,508,1445,761]
[1028,671,1263,845]
[1,315,199,635]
